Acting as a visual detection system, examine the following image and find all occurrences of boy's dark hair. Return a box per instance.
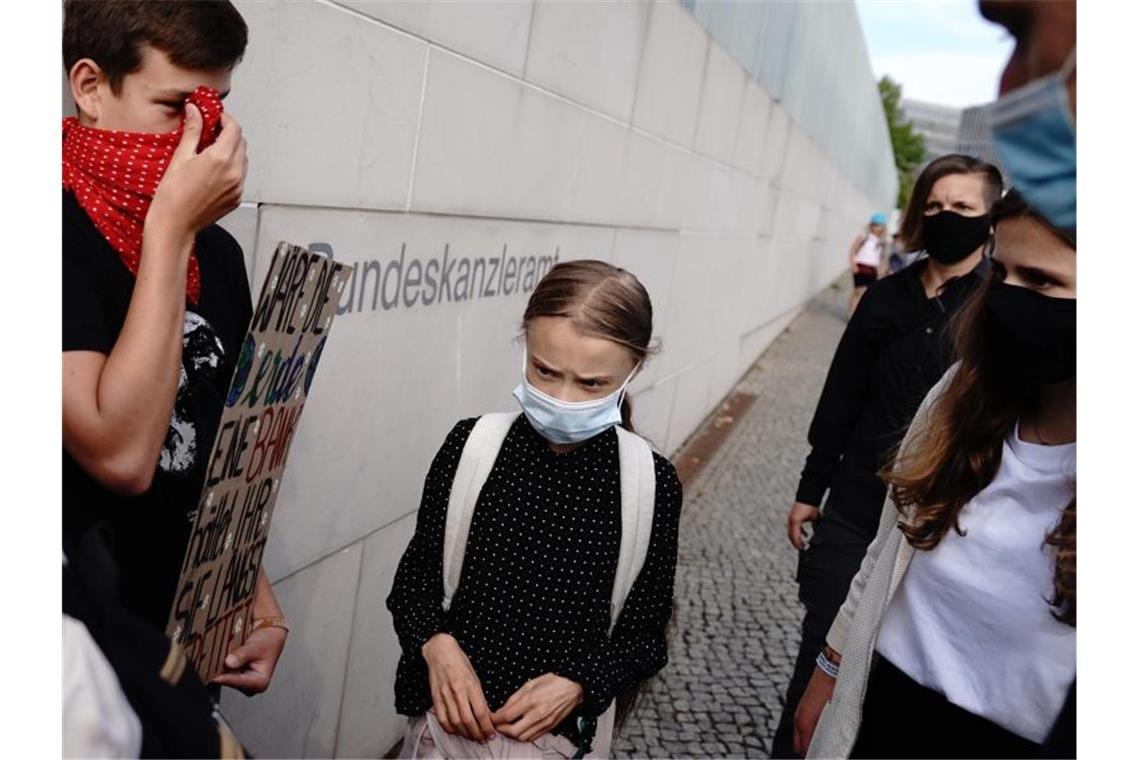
[63,1,248,93]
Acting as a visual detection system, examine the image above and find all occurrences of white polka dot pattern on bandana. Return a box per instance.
[61,86,225,304]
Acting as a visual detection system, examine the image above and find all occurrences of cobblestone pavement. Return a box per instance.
[613,284,849,759]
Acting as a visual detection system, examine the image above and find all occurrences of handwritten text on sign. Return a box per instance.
[167,241,349,681]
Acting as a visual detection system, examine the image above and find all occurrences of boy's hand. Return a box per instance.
[212,625,287,696]
[148,104,247,239]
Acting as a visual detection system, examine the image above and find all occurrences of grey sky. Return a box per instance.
[855,0,1015,107]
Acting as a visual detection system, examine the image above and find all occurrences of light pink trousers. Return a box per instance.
[399,707,615,760]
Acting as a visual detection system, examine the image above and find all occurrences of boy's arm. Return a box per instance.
[63,223,194,495]
[62,107,247,495]
[212,568,287,696]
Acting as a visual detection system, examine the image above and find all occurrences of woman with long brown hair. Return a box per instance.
[794,189,1076,758]
[773,154,1000,759]
[387,260,682,759]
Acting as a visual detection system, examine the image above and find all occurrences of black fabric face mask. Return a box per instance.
[984,280,1076,385]
[923,211,992,264]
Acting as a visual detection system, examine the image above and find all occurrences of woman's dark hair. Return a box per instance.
[898,154,1004,251]
[522,260,656,432]
[63,1,249,93]
[884,188,1076,626]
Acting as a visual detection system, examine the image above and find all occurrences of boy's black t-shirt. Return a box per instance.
[62,189,253,630]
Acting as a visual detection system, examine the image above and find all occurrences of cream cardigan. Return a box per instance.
[806,366,957,759]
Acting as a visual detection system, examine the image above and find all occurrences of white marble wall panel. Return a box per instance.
[339,0,533,76]
[616,131,691,229]
[221,544,362,758]
[785,194,824,247]
[611,229,681,391]
[693,43,746,165]
[766,239,815,318]
[665,361,715,454]
[412,50,627,225]
[631,1,709,148]
[335,515,417,758]
[752,181,780,238]
[733,81,773,177]
[629,379,678,456]
[524,1,651,121]
[778,127,819,200]
[760,103,792,183]
[655,234,735,381]
[736,308,800,381]
[217,203,261,282]
[230,0,427,210]
[734,236,777,331]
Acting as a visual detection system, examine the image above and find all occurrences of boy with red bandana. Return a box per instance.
[62,1,286,697]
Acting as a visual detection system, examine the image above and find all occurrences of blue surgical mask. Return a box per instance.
[512,354,639,445]
[989,47,1076,231]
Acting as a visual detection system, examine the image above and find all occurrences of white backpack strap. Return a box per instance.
[442,413,519,612]
[610,427,657,634]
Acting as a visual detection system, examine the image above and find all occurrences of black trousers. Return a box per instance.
[852,657,1043,759]
[770,517,870,758]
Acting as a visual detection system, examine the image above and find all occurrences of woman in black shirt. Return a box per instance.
[772,155,1004,758]
[387,260,682,758]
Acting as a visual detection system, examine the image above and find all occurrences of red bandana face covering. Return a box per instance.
[62,86,225,304]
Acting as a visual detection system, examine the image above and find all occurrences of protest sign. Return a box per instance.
[166,241,349,682]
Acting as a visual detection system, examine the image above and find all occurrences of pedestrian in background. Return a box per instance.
[886,232,917,274]
[771,154,1002,759]
[796,189,1076,758]
[847,213,888,316]
[387,260,682,759]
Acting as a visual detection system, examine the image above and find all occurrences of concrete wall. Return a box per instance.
[66,1,894,756]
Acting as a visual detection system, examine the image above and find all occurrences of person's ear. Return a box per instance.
[69,59,104,123]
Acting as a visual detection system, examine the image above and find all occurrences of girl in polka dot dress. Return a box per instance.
[388,260,683,759]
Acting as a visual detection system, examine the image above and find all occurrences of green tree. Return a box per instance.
[879,75,926,211]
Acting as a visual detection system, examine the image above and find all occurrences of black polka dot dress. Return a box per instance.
[386,414,683,741]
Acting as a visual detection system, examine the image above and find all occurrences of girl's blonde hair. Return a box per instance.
[522,260,655,431]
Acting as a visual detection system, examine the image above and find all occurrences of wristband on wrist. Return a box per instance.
[815,650,840,679]
[251,616,290,635]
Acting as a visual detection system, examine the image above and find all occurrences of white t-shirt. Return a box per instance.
[853,234,883,267]
[875,422,1076,743]
[63,614,143,758]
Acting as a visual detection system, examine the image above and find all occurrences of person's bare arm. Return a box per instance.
[213,569,288,696]
[848,234,863,272]
[62,107,247,495]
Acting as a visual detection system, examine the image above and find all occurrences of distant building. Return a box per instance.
[957,104,1009,184]
[900,98,963,165]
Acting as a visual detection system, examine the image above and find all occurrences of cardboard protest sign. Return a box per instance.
[167,241,349,682]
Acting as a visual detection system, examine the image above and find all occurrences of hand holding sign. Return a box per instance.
[213,625,287,695]
[168,242,349,682]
